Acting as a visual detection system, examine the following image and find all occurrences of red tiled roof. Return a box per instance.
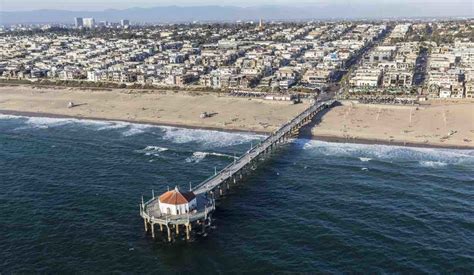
[159,187,196,205]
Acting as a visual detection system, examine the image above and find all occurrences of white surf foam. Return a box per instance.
[0,114,23,120]
[299,139,474,166]
[419,161,448,168]
[186,152,208,163]
[185,151,236,163]
[2,114,265,146]
[208,152,236,159]
[1,114,122,130]
[1,113,154,137]
[96,121,129,131]
[121,124,153,137]
[24,116,108,129]
[161,126,265,148]
[135,146,169,157]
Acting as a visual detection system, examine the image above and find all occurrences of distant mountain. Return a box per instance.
[1,3,471,25]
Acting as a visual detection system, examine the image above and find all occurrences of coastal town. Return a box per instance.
[1,20,473,100]
[1,0,474,272]
[0,19,473,148]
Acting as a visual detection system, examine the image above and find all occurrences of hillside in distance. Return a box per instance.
[0,2,471,24]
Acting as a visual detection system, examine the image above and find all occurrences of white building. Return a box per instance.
[83,18,95,29]
[158,187,197,216]
[350,68,382,87]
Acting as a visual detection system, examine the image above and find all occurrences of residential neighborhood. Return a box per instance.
[346,21,473,99]
[0,20,473,99]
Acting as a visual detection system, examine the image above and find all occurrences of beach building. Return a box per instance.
[140,185,215,242]
[158,187,197,215]
[382,70,413,88]
[350,68,382,88]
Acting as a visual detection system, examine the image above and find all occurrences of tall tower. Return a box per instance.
[259,19,264,31]
[74,17,83,28]
[83,18,95,29]
[121,19,130,27]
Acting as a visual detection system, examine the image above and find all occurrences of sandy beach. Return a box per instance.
[0,85,307,134]
[311,101,474,149]
[1,85,473,149]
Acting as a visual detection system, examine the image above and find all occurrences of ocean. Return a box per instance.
[0,114,473,273]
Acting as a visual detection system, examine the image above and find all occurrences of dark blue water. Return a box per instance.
[1,115,473,273]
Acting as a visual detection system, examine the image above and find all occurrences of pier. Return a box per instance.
[140,99,336,242]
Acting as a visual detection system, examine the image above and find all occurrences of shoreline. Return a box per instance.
[2,109,472,150]
[0,109,272,136]
[311,135,474,150]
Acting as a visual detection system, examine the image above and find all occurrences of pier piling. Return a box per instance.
[151,223,155,239]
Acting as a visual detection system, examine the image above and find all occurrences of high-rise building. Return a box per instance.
[74,17,83,28]
[258,19,265,31]
[83,18,95,29]
[120,19,130,27]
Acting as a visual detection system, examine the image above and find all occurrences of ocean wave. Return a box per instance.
[121,124,153,137]
[94,121,152,136]
[96,122,129,131]
[135,146,169,157]
[419,161,448,168]
[2,114,121,130]
[0,114,23,120]
[185,151,236,163]
[185,152,208,163]
[298,139,474,166]
[2,114,154,137]
[2,114,264,144]
[161,126,265,148]
[24,116,107,129]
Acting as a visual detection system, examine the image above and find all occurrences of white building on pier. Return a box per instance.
[158,186,197,215]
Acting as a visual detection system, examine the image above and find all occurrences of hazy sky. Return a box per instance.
[0,0,470,11]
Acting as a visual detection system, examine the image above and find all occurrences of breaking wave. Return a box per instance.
[419,161,448,168]
[298,139,474,167]
[96,122,129,131]
[135,146,169,157]
[23,116,106,129]
[2,114,127,130]
[94,121,152,136]
[0,114,23,120]
[185,151,236,163]
[185,152,208,163]
[121,124,153,137]
[2,114,264,143]
[161,126,265,148]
